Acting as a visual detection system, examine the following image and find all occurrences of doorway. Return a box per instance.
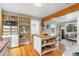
[61,29,65,39]
[58,20,77,56]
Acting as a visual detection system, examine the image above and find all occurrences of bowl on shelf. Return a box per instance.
[42,40,48,45]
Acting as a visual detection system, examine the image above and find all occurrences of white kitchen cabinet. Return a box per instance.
[11,35,19,47]
[34,35,58,55]
[2,35,19,48]
[0,42,10,56]
[34,36,41,55]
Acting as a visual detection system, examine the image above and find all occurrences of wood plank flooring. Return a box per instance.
[10,43,64,56]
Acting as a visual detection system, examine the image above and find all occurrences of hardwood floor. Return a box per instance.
[10,43,65,56]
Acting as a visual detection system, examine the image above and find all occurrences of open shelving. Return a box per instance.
[41,46,57,55]
[41,37,57,55]
[19,16,31,44]
[42,41,56,47]
[0,11,31,47]
[34,35,58,55]
[2,11,31,44]
[2,15,18,35]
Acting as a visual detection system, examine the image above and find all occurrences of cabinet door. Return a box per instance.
[11,35,19,47]
[0,43,9,56]
[34,36,41,54]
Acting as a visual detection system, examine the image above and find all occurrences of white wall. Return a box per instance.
[44,10,79,46]
[74,17,79,52]
[65,11,79,20]
[0,4,1,13]
[77,18,79,45]
[39,11,79,35]
[31,17,41,35]
[0,8,1,13]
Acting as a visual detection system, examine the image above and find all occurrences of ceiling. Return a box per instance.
[0,3,74,18]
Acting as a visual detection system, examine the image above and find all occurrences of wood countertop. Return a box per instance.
[33,34,57,39]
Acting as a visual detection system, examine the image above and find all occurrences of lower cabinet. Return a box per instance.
[0,42,10,56]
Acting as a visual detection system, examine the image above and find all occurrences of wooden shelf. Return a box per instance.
[42,42,56,47]
[2,15,18,35]
[19,16,31,44]
[41,47,57,55]
[41,36,56,40]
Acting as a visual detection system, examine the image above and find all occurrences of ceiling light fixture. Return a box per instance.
[34,3,42,7]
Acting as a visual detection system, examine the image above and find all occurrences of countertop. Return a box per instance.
[33,34,48,38]
[33,34,56,39]
[0,39,8,53]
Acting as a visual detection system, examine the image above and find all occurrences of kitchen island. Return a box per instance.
[33,34,58,55]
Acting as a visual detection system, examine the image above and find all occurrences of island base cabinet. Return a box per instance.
[34,36,41,55]
[34,35,58,55]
